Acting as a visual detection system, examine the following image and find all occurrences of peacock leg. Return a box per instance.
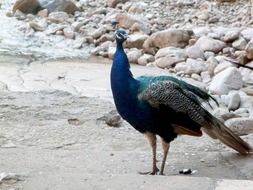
[159,139,170,175]
[139,132,159,175]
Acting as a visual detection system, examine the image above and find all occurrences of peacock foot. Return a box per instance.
[138,166,159,175]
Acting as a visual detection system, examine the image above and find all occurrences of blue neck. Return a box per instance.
[111,41,139,117]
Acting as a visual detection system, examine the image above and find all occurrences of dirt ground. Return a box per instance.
[0,56,252,190]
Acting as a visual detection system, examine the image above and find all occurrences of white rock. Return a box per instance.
[240,95,253,109]
[174,58,207,74]
[195,36,226,53]
[226,92,241,111]
[241,28,253,41]
[137,54,154,65]
[92,27,107,39]
[213,60,234,75]
[223,30,240,42]
[155,47,186,59]
[232,37,247,50]
[91,41,113,55]
[225,118,253,135]
[245,39,253,60]
[209,67,243,95]
[213,107,236,121]
[201,71,211,83]
[29,18,47,31]
[155,47,187,69]
[204,51,215,59]
[186,45,205,60]
[127,49,143,63]
[63,27,75,39]
[125,33,148,49]
[48,11,69,23]
[191,73,202,81]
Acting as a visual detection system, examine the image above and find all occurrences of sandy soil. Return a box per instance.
[0,56,252,190]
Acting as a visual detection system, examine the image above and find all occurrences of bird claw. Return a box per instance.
[138,167,159,175]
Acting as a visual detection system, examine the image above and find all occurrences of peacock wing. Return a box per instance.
[138,81,209,136]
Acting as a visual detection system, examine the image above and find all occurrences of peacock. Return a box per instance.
[110,28,252,175]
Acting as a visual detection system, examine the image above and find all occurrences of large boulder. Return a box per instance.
[13,0,40,14]
[143,29,193,50]
[209,67,243,95]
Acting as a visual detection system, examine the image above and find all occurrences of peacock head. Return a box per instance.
[115,28,128,44]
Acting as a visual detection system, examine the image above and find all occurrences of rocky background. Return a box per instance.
[3,0,253,137]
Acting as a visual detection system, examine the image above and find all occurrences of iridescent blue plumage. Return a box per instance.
[111,29,252,175]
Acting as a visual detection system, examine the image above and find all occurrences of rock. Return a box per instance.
[97,110,121,127]
[13,0,40,14]
[29,19,47,31]
[115,13,151,34]
[201,71,211,83]
[0,172,25,184]
[206,56,218,76]
[241,28,253,41]
[213,60,234,75]
[174,58,207,74]
[232,37,247,50]
[143,29,193,50]
[125,33,148,49]
[226,92,241,111]
[91,41,113,55]
[213,108,235,122]
[155,47,186,69]
[37,8,48,17]
[204,51,215,59]
[242,86,253,96]
[191,73,202,81]
[63,27,74,39]
[186,45,205,60]
[155,47,186,59]
[73,37,86,49]
[245,39,253,60]
[209,67,243,95]
[126,49,143,63]
[137,54,155,65]
[39,0,79,14]
[197,10,209,21]
[92,27,107,39]
[48,11,69,23]
[195,36,226,53]
[225,118,253,135]
[240,95,253,109]
[46,24,66,34]
[223,30,240,42]
[98,34,114,43]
